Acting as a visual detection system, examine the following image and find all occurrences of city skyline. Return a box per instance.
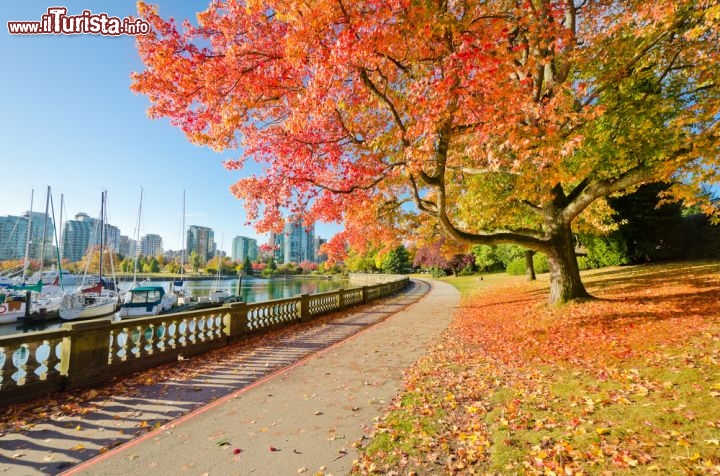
[0,206,328,264]
[0,2,343,253]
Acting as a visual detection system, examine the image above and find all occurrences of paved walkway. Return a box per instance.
[0,279,459,475]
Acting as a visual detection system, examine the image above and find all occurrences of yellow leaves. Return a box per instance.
[69,443,85,451]
[595,427,612,436]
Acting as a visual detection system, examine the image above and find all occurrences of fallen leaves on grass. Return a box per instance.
[355,262,720,475]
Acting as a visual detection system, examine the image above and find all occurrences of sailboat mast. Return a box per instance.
[22,189,34,282]
[98,191,105,282]
[49,192,64,290]
[39,186,51,274]
[181,190,186,275]
[132,188,143,283]
[58,193,64,260]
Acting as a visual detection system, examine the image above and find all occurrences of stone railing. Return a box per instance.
[0,276,409,405]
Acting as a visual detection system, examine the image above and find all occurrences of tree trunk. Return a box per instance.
[525,250,536,281]
[546,224,591,304]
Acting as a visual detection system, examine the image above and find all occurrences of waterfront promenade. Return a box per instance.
[0,278,459,475]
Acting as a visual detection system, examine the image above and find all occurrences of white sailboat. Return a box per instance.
[60,191,119,320]
[0,189,62,323]
[116,189,176,319]
[199,234,230,304]
[170,190,193,305]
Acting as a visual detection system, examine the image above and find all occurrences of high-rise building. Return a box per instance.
[119,235,131,258]
[186,225,215,261]
[0,211,55,262]
[61,212,120,263]
[314,237,328,263]
[283,218,315,264]
[269,231,285,263]
[232,236,258,262]
[140,234,163,257]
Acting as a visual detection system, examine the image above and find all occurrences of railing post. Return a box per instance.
[300,294,310,322]
[60,319,114,389]
[361,286,368,304]
[337,288,344,310]
[223,302,248,339]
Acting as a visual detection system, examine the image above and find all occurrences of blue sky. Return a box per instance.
[0,1,343,252]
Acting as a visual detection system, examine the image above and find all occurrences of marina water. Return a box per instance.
[1,276,348,336]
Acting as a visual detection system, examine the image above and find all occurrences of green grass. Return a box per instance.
[436,272,513,298]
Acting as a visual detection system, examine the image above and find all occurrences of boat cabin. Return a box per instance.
[117,285,173,318]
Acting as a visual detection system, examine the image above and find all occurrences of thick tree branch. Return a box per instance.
[359,68,409,147]
[408,173,438,213]
[561,167,655,222]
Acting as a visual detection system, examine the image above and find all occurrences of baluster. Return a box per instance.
[179,318,190,347]
[47,339,61,378]
[167,321,178,349]
[213,315,220,339]
[216,314,224,338]
[108,330,118,365]
[10,344,29,387]
[0,346,18,392]
[23,342,41,385]
[204,316,213,340]
[157,321,168,352]
[118,328,130,361]
[190,317,199,343]
[144,324,155,356]
[131,325,142,359]
[197,317,206,342]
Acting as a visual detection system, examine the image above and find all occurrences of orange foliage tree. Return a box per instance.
[132,0,719,303]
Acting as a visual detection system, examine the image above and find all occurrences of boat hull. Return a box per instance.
[59,294,118,321]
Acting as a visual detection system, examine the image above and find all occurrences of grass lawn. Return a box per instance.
[355,262,720,474]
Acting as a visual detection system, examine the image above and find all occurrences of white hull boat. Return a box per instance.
[59,291,118,320]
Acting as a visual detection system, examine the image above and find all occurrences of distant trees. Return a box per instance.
[586,183,720,264]
[242,256,253,275]
[299,260,318,273]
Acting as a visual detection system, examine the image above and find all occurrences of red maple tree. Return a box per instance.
[132,0,719,303]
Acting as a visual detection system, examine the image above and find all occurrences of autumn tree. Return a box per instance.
[189,250,203,273]
[133,0,720,303]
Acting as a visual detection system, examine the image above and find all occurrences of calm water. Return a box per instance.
[1,276,349,336]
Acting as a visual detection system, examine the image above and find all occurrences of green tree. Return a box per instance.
[242,256,253,275]
[149,257,160,273]
[345,249,379,273]
[380,245,412,274]
[189,250,203,273]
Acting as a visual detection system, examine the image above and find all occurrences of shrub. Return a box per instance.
[506,253,549,276]
[429,266,446,278]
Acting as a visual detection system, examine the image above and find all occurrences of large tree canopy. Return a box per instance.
[133,0,719,303]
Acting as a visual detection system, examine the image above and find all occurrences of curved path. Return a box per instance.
[1,279,459,475]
